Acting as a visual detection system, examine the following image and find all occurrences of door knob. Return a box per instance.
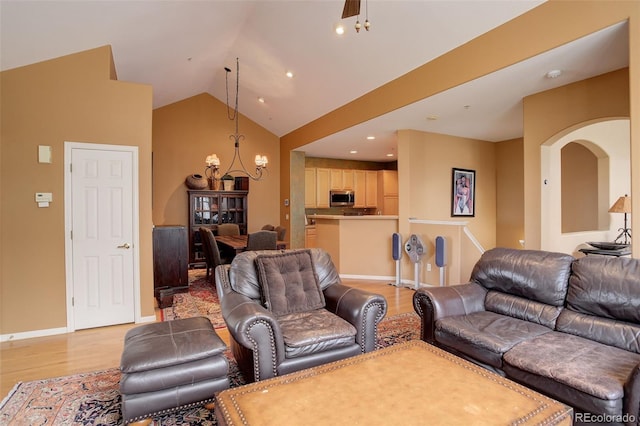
[117,243,131,249]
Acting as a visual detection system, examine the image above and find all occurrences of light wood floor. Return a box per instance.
[0,279,417,398]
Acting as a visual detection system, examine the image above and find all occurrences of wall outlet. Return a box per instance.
[426,263,432,272]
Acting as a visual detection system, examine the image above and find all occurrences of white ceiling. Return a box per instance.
[0,1,629,162]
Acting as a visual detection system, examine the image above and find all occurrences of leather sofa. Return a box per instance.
[413,247,640,424]
[215,248,387,382]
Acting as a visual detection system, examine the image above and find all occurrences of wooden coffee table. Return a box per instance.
[215,340,573,425]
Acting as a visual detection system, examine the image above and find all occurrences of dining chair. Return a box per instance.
[275,226,286,241]
[199,227,231,282]
[246,230,277,251]
[261,224,275,231]
[217,223,240,236]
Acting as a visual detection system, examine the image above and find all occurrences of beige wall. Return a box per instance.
[398,130,496,284]
[561,143,599,233]
[0,46,154,336]
[496,138,524,249]
[524,68,631,249]
[152,94,280,234]
[281,1,640,260]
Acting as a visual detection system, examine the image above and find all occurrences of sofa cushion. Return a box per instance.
[503,332,640,401]
[229,248,341,300]
[567,256,640,323]
[255,250,325,316]
[435,311,552,368]
[485,291,563,329]
[470,248,574,306]
[278,309,357,358]
[556,309,640,354]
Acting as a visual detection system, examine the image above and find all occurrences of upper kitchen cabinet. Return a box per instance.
[316,168,330,208]
[377,170,398,215]
[305,168,317,208]
[354,170,378,208]
[365,171,378,208]
[330,169,343,190]
[330,169,354,190]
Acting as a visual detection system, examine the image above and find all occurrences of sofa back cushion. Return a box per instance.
[255,250,325,316]
[471,248,574,307]
[229,248,341,300]
[485,291,562,329]
[557,256,640,353]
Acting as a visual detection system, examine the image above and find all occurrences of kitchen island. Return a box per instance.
[309,214,399,278]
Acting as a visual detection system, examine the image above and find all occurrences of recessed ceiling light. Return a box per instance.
[335,24,345,35]
[367,136,375,140]
[350,150,358,154]
[426,115,439,121]
[286,71,293,78]
[258,97,265,103]
[386,153,394,157]
[545,69,562,79]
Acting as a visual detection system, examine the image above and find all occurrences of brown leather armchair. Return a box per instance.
[215,248,387,382]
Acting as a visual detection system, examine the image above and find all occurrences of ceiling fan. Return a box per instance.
[341,0,370,32]
[341,0,360,19]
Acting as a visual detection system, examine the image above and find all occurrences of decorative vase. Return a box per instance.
[185,174,208,190]
[223,180,235,191]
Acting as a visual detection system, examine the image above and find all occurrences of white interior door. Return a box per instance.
[68,145,136,329]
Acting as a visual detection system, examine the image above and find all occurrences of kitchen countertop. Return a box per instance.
[310,214,398,220]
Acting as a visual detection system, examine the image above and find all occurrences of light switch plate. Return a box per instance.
[38,145,52,163]
[35,192,53,202]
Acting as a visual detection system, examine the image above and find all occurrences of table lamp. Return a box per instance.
[609,194,631,244]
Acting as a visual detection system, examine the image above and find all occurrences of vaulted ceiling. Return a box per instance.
[0,1,629,161]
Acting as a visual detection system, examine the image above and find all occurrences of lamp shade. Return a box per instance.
[608,195,631,214]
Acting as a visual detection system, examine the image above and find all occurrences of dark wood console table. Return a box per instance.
[153,225,189,308]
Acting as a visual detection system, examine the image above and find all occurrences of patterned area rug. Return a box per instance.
[161,269,226,328]
[0,313,419,425]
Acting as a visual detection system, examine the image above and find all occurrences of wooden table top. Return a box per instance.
[215,340,573,426]
[215,235,287,252]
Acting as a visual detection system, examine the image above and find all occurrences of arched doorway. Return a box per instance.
[540,118,630,256]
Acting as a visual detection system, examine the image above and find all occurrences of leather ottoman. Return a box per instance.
[120,317,229,425]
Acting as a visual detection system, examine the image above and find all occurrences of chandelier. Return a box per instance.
[205,58,268,189]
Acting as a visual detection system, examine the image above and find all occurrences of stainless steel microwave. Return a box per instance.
[330,190,355,207]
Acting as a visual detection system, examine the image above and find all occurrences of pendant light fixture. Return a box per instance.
[205,58,268,189]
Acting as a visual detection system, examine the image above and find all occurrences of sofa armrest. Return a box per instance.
[216,264,285,381]
[323,283,387,353]
[624,362,640,424]
[412,283,487,343]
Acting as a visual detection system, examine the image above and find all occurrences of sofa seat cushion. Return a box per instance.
[436,311,551,368]
[278,308,357,358]
[503,332,640,400]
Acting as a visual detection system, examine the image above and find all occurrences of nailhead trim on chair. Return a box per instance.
[245,319,277,381]
[361,301,386,353]
[124,396,216,425]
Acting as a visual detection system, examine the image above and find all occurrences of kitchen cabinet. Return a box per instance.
[316,168,330,208]
[342,170,354,190]
[330,169,343,190]
[377,170,399,214]
[305,226,317,248]
[365,171,378,207]
[353,170,366,208]
[305,168,317,208]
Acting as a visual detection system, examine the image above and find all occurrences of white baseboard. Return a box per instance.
[1,326,68,342]
[137,315,156,324]
[2,315,157,342]
[339,274,395,281]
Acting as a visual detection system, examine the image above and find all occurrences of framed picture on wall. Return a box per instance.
[451,168,475,217]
